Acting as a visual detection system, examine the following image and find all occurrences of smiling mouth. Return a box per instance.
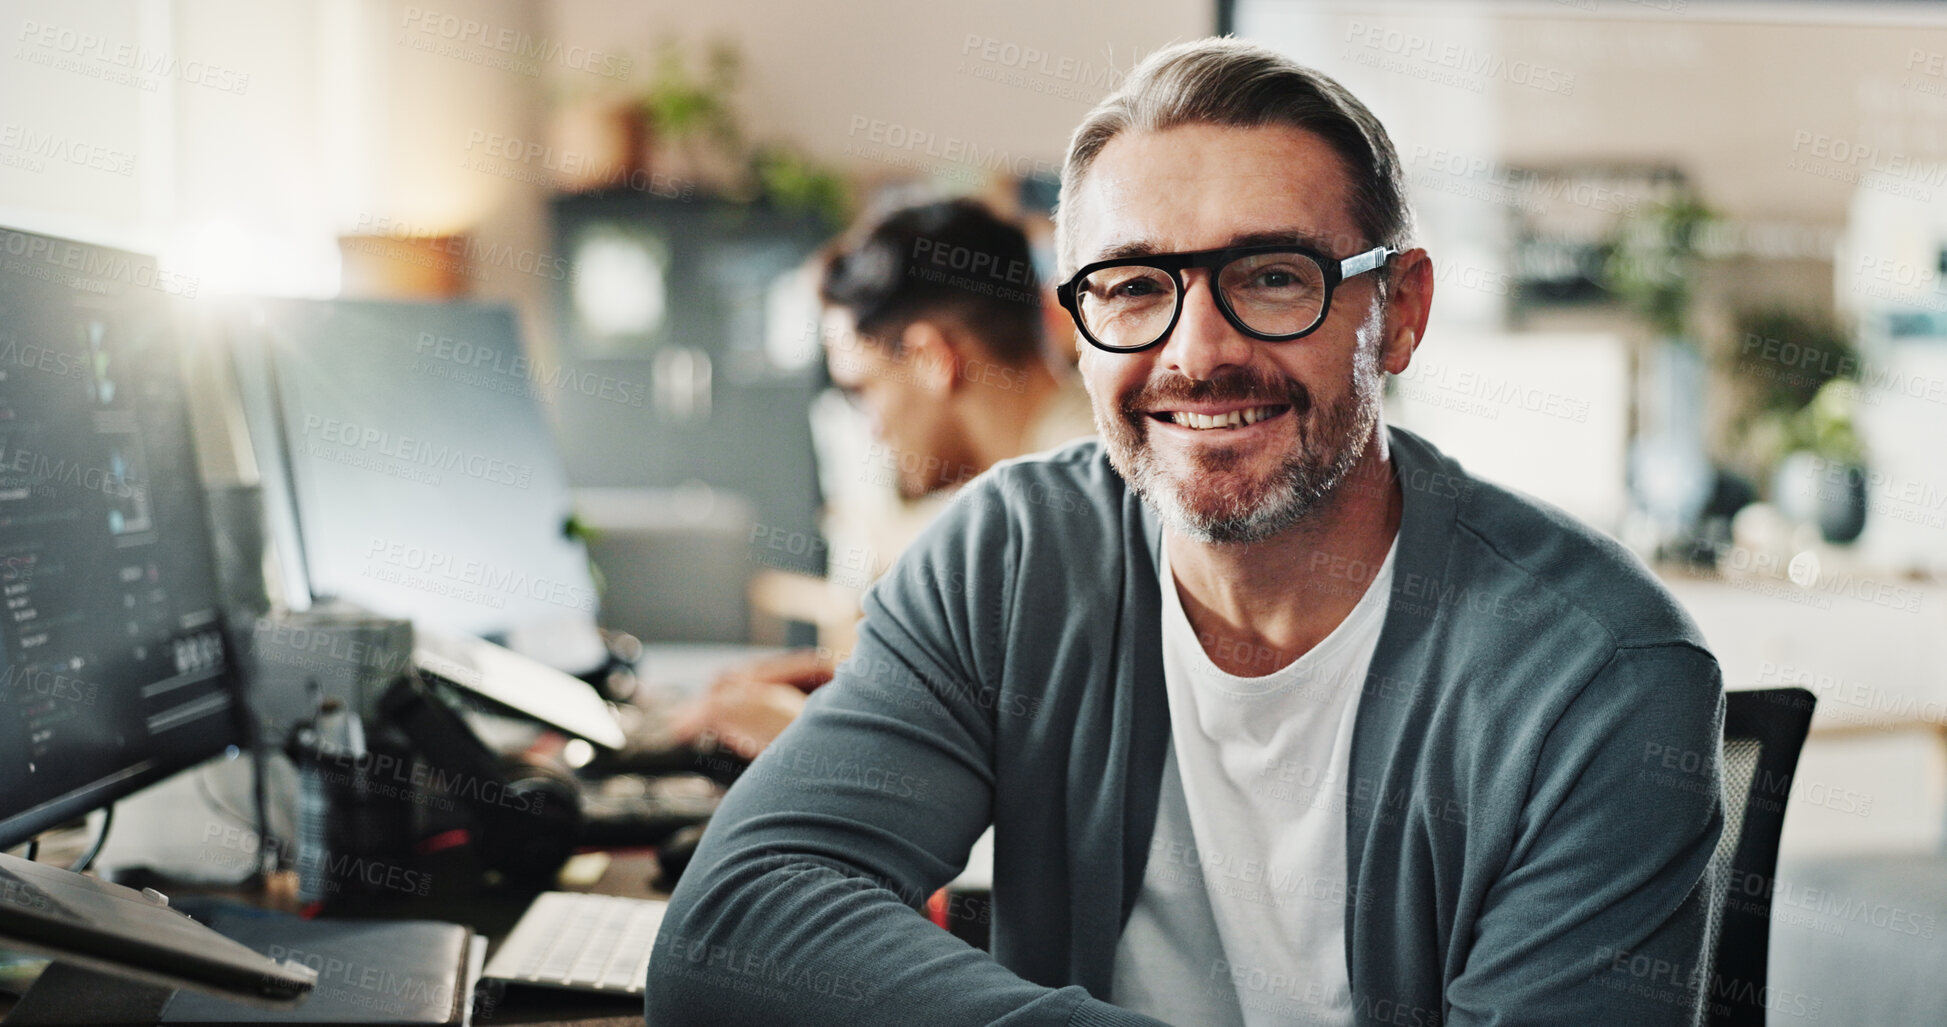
[1148,404,1291,431]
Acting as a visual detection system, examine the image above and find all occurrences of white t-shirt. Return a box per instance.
[1111,532,1396,1026]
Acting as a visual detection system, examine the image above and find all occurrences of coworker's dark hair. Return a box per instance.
[819,198,1044,366]
[1054,37,1415,276]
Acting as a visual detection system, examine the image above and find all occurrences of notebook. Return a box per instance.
[161,910,478,1026]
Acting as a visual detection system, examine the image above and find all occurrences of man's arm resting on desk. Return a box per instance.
[644,487,1167,1027]
[1441,643,1726,1026]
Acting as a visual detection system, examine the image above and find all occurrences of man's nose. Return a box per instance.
[1156,271,1253,381]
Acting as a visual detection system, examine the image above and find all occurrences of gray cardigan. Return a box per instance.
[646,426,1725,1026]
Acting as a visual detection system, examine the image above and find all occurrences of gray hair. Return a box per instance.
[1054,37,1414,276]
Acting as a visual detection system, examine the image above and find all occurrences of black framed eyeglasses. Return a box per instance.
[1055,243,1397,354]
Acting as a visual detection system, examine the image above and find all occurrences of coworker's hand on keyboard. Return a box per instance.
[666,649,834,759]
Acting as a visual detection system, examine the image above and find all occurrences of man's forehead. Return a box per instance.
[1068,123,1363,264]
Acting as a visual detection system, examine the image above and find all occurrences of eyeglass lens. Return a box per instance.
[1074,251,1328,349]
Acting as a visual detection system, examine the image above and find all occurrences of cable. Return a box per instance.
[67,805,112,874]
[252,728,277,877]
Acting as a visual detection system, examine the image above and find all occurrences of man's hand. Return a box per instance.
[667,649,835,759]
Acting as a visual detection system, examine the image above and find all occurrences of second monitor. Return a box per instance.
[229,299,606,674]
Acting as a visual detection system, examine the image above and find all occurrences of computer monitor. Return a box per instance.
[0,227,242,849]
[229,298,606,672]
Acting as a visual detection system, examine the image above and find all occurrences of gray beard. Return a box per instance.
[1098,357,1382,545]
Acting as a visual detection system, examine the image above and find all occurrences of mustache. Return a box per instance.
[1119,366,1313,418]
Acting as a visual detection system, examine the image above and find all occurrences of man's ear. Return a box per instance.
[899,319,959,395]
[1381,248,1434,376]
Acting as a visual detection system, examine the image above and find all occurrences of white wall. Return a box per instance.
[543,0,1210,183]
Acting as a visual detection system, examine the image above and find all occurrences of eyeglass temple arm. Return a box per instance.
[1339,246,1398,280]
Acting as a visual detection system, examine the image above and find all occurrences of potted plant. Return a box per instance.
[1722,307,1869,544]
[1778,379,1869,544]
[626,39,851,230]
[634,38,746,190]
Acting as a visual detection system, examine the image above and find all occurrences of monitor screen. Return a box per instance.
[235,299,604,671]
[0,227,239,848]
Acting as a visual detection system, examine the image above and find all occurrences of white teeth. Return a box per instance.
[1168,405,1276,430]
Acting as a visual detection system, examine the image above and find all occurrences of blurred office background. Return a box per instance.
[4,0,1946,1019]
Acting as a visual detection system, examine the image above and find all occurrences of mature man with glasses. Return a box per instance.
[649,37,1725,1027]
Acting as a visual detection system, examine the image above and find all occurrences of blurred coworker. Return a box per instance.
[669,199,1094,758]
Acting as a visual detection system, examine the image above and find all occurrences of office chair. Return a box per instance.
[1702,687,1817,1027]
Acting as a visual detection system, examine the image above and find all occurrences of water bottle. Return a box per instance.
[287,697,367,910]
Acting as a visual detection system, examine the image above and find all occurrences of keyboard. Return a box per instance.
[481,891,667,995]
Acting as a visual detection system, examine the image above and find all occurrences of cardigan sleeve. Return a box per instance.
[1442,642,1726,1027]
[644,479,1168,1027]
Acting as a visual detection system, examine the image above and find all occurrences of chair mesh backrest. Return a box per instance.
[1701,737,1763,971]
[1704,689,1816,1027]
